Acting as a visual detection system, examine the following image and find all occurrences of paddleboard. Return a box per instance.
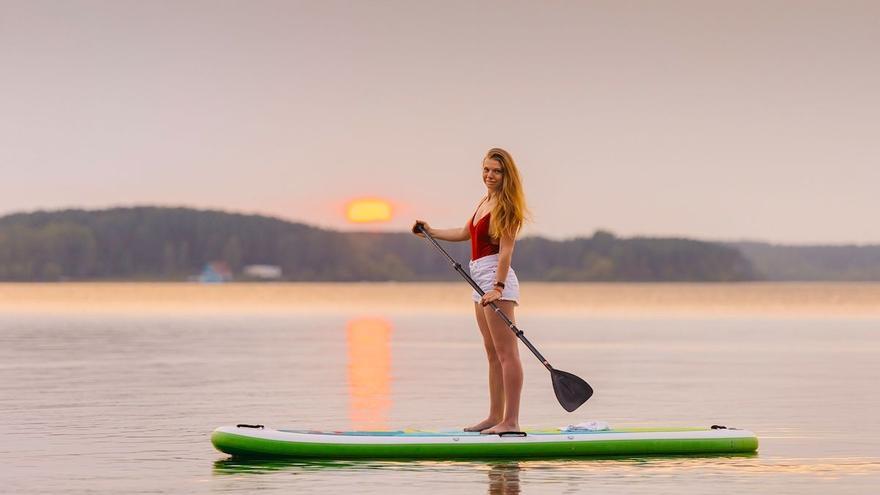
[211,424,758,459]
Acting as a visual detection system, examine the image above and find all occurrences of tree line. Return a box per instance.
[0,207,759,282]
[729,241,880,281]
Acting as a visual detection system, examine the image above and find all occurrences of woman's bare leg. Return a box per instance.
[481,300,522,434]
[464,302,505,432]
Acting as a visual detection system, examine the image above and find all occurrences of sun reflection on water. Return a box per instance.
[346,316,393,430]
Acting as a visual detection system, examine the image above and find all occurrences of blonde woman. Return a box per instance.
[413,148,528,434]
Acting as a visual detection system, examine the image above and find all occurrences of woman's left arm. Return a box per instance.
[480,232,516,305]
[494,233,515,285]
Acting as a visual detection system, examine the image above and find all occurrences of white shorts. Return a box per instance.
[469,254,520,305]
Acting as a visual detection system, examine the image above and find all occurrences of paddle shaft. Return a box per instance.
[417,225,554,372]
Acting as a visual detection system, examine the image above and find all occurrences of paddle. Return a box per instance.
[413,222,593,412]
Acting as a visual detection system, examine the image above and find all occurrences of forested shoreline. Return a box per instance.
[0,207,874,282]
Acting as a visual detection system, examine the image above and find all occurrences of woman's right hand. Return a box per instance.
[412,220,431,237]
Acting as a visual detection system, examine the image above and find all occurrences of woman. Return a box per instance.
[413,148,528,434]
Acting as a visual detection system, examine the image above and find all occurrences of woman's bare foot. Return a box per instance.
[464,418,501,432]
[480,422,521,435]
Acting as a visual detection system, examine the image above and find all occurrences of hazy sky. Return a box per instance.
[2,0,878,243]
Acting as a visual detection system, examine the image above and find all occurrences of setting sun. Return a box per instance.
[346,199,393,223]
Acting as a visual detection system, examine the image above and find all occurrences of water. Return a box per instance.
[1,284,879,494]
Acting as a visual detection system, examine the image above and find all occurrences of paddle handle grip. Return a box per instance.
[416,224,553,371]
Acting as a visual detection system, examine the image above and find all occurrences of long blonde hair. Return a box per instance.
[485,147,528,239]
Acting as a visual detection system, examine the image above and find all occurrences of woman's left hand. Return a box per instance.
[480,288,502,306]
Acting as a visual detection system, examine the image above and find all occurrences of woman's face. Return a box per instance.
[482,158,504,192]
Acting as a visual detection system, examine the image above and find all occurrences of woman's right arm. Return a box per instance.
[412,219,471,242]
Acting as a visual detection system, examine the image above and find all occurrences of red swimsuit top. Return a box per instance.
[469,205,500,260]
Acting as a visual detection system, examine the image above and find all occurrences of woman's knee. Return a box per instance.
[495,347,521,368]
[487,352,501,367]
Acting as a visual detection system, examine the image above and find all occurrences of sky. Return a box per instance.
[1,0,878,244]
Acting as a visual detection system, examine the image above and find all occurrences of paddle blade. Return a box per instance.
[551,369,593,412]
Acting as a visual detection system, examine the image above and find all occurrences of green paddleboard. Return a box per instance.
[211,425,758,459]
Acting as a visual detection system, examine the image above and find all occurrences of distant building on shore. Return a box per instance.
[242,264,282,280]
[197,262,233,283]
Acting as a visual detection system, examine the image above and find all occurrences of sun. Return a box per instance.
[346,198,393,223]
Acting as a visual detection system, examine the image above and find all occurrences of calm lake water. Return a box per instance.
[1,284,878,494]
